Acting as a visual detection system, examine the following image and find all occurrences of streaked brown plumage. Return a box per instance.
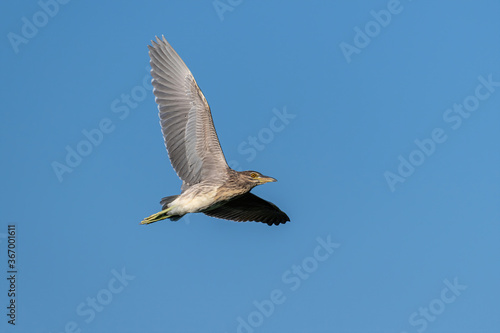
[141,36,289,226]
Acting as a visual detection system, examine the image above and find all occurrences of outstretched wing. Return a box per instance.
[203,193,290,226]
[148,36,229,187]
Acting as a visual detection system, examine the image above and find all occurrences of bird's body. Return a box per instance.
[163,170,257,216]
[141,36,289,226]
[168,183,221,216]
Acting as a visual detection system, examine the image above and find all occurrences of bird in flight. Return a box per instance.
[141,36,289,226]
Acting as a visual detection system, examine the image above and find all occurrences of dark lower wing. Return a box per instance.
[203,193,289,226]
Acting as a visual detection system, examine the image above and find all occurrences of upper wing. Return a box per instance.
[148,36,229,187]
[203,193,290,226]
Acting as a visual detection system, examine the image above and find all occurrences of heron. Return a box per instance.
[141,36,289,226]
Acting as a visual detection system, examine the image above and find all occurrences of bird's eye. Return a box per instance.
[250,173,257,178]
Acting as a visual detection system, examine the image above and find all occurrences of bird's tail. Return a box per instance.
[140,195,180,225]
[160,195,178,209]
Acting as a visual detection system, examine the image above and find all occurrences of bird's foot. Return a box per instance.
[140,206,174,225]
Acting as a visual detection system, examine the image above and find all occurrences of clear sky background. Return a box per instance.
[1,1,499,332]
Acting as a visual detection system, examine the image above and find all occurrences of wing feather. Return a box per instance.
[148,36,229,187]
[203,193,290,226]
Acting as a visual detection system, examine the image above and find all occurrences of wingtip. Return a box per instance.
[149,35,171,50]
[265,214,290,226]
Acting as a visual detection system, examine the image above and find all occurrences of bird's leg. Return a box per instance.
[140,206,175,225]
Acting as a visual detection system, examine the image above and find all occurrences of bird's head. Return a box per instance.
[240,171,277,186]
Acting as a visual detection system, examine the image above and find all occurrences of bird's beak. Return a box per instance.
[259,175,277,184]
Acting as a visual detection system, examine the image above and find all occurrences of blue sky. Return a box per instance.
[1,1,499,332]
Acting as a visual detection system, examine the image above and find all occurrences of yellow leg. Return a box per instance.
[140,206,175,225]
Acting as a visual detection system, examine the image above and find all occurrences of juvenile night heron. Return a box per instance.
[141,36,289,226]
